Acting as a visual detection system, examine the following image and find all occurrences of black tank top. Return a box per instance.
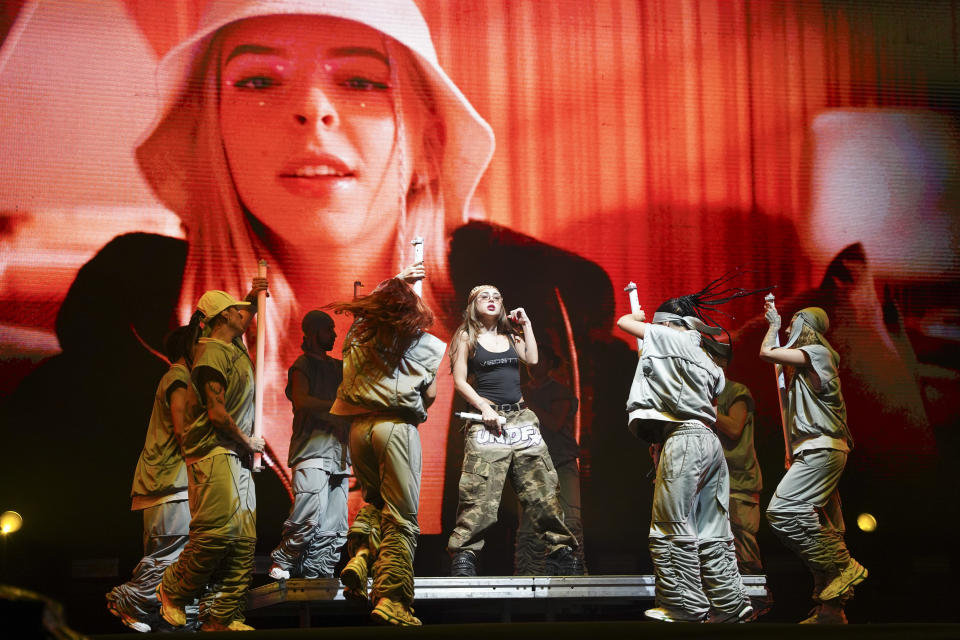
[469,340,522,404]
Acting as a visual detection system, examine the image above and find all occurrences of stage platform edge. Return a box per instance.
[248,574,769,624]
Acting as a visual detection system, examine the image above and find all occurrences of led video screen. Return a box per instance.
[1,0,957,582]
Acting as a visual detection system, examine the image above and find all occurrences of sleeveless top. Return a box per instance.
[788,344,852,454]
[130,363,191,509]
[183,337,255,464]
[285,353,350,471]
[469,339,522,404]
[717,378,761,494]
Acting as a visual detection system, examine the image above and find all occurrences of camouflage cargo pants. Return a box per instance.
[515,460,586,574]
[448,408,577,556]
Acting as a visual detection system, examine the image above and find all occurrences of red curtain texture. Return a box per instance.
[119,0,958,320]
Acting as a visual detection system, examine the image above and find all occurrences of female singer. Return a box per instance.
[445,285,577,576]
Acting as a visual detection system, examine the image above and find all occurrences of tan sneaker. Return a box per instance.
[106,601,151,633]
[819,559,867,601]
[156,582,186,627]
[340,551,370,605]
[371,597,422,626]
[201,619,255,631]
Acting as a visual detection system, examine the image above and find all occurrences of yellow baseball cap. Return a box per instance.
[196,290,250,320]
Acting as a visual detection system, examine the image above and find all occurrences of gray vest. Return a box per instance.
[789,344,853,453]
[717,379,761,493]
[626,324,724,441]
[286,354,350,470]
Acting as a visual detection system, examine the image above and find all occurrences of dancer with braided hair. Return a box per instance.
[618,274,769,623]
[760,301,865,624]
[330,264,444,627]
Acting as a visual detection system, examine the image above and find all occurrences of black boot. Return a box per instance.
[546,547,577,576]
[451,550,478,577]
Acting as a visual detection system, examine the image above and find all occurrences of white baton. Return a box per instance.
[253,259,267,472]
[455,411,507,426]
[624,281,643,354]
[411,236,424,297]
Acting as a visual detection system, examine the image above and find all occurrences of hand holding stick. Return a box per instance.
[396,261,425,284]
[765,293,792,469]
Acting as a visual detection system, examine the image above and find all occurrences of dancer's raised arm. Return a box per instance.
[759,299,810,367]
[617,308,647,339]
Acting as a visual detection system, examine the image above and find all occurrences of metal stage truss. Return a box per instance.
[247,575,770,626]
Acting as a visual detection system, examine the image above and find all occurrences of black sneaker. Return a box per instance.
[451,550,478,577]
[546,547,577,576]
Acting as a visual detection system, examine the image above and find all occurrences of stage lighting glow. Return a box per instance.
[0,511,23,535]
[856,512,877,532]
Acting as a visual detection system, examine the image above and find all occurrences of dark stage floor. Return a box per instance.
[81,621,960,639]
[6,570,960,639]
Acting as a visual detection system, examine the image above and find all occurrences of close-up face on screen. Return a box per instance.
[0,0,957,631]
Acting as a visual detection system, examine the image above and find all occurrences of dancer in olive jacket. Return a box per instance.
[332,266,444,627]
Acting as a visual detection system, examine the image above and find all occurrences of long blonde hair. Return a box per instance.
[448,285,520,371]
[791,323,822,350]
[786,321,822,387]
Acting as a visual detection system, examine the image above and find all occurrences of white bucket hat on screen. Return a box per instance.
[137,0,495,226]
